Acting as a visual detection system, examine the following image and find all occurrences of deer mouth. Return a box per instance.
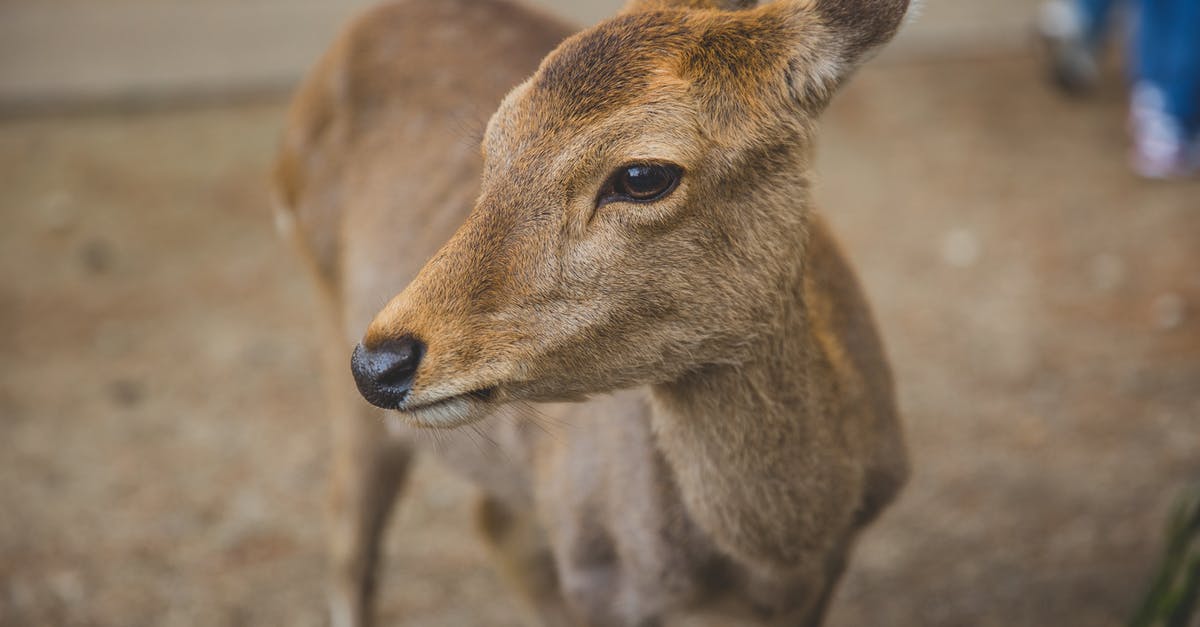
[394,386,497,428]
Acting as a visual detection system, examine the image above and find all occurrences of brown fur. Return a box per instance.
[274,0,910,625]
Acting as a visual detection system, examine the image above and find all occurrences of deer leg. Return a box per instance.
[794,569,844,627]
[326,398,415,627]
[475,495,575,627]
[770,541,851,627]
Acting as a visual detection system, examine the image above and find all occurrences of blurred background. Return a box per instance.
[1,0,1197,625]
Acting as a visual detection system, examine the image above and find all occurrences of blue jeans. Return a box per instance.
[1134,0,1200,136]
[1077,0,1200,135]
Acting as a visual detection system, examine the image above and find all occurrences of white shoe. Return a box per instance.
[1129,83,1199,179]
[1036,0,1101,94]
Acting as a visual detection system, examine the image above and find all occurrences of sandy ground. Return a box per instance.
[2,52,1199,626]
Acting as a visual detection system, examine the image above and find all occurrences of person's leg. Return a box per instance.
[1129,0,1200,177]
[1132,0,1167,101]
[1160,0,1200,139]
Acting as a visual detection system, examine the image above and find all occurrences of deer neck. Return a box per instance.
[648,253,860,572]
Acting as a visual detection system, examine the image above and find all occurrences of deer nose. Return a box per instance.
[350,337,425,409]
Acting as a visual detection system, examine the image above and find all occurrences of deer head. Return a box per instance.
[351,0,911,426]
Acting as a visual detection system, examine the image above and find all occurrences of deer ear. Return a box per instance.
[774,0,912,110]
[622,0,758,13]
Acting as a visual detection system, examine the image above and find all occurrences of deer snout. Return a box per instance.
[350,337,425,409]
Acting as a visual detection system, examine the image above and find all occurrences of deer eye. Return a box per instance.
[596,163,682,207]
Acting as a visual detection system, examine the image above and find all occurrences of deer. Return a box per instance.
[272,0,911,625]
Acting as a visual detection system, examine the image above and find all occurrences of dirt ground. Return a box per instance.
[1,51,1198,626]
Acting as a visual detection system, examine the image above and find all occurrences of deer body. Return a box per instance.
[274,0,909,625]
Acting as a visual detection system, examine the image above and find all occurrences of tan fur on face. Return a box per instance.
[361,0,909,417]
[276,0,910,624]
